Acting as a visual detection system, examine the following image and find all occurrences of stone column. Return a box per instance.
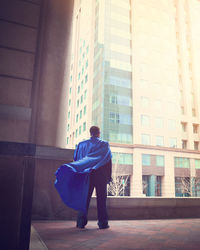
[162,153,175,197]
[30,0,74,148]
[131,148,143,197]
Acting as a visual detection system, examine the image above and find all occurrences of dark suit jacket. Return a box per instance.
[91,160,112,184]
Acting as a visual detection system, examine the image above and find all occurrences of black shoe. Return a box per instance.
[98,221,109,229]
[76,219,87,229]
[99,224,109,229]
[76,224,85,229]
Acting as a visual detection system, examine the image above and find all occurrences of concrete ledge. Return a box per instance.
[88,197,200,220]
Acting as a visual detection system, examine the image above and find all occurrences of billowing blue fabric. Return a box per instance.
[55,137,112,213]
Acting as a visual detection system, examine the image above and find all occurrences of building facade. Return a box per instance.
[66,0,200,197]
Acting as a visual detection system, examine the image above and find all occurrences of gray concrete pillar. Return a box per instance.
[31,0,74,148]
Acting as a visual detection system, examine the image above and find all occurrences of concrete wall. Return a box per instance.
[32,145,74,219]
[31,146,200,221]
[0,0,42,143]
[0,0,74,147]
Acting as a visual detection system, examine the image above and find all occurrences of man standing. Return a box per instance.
[55,126,112,229]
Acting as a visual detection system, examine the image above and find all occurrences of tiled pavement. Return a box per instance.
[31,219,200,250]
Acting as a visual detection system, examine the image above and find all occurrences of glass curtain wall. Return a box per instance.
[92,0,133,144]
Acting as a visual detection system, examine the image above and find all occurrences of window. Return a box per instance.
[109,76,131,88]
[193,124,199,133]
[181,106,184,115]
[77,100,79,107]
[80,110,82,119]
[195,159,200,169]
[78,85,80,93]
[168,119,176,130]
[155,117,163,129]
[112,153,133,165]
[67,137,69,144]
[68,99,71,106]
[156,155,164,167]
[85,60,88,68]
[109,112,131,125]
[81,95,83,104]
[80,46,82,53]
[84,106,86,115]
[86,45,89,54]
[141,115,150,127]
[110,95,117,104]
[81,80,84,89]
[141,134,150,145]
[85,74,88,83]
[142,175,162,197]
[169,138,177,148]
[76,114,79,122]
[68,111,70,119]
[109,112,120,123]
[141,96,149,108]
[110,95,131,106]
[82,66,84,75]
[194,141,199,150]
[83,122,86,132]
[75,129,78,138]
[182,140,187,149]
[154,100,162,112]
[175,177,191,197]
[174,157,190,168]
[70,75,72,82]
[192,108,196,117]
[84,90,87,99]
[181,122,187,132]
[67,124,70,131]
[156,136,164,146]
[79,125,82,135]
[69,87,72,94]
[142,154,151,166]
[78,73,81,80]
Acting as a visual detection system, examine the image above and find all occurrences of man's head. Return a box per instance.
[90,126,100,137]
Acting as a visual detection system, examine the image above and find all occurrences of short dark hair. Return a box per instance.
[90,126,100,137]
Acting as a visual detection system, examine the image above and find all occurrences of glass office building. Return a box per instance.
[66,0,200,197]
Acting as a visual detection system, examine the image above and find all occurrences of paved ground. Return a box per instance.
[31,219,200,250]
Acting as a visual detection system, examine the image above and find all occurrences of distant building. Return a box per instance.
[66,0,200,197]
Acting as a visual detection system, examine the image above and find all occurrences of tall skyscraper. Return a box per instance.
[66,0,200,197]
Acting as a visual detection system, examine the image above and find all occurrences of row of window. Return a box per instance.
[110,95,132,106]
[109,112,132,125]
[75,122,86,138]
[66,121,87,145]
[142,154,164,167]
[78,65,88,81]
[109,132,132,144]
[141,134,200,150]
[76,106,87,122]
[141,115,176,130]
[182,140,199,150]
[112,152,133,165]
[181,122,199,134]
[142,155,200,169]
[76,90,87,107]
[141,134,177,147]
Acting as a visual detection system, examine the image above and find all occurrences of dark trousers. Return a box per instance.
[77,170,108,227]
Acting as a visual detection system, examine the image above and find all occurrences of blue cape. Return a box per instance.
[55,137,112,213]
